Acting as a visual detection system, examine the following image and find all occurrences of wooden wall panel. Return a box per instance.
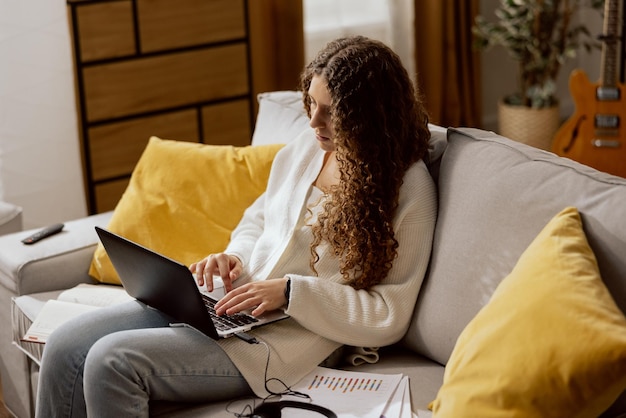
[68,0,304,214]
[201,100,251,146]
[137,0,246,52]
[83,45,248,122]
[76,1,136,62]
[89,110,199,181]
[248,0,304,115]
[94,179,130,213]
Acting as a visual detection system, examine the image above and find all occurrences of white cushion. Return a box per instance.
[251,91,310,146]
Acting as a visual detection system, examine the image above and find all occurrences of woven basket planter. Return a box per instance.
[498,101,560,151]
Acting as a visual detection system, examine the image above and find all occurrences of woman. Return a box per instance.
[36,36,437,417]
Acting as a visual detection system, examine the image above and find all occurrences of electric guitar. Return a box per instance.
[552,0,626,177]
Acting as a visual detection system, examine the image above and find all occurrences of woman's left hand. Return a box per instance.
[214,277,289,317]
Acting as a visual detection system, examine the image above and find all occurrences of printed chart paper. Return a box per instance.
[382,376,411,418]
[282,367,407,418]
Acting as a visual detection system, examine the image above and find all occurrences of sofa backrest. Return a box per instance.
[402,127,626,365]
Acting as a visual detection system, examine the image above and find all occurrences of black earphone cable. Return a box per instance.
[227,335,312,417]
[258,340,311,401]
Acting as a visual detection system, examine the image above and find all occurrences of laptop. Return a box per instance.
[95,227,289,339]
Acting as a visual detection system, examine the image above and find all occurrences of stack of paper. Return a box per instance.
[21,284,134,344]
[282,367,413,418]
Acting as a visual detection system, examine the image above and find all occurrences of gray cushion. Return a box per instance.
[0,212,112,295]
[403,127,626,366]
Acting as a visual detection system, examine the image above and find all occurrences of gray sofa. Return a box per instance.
[2,91,626,417]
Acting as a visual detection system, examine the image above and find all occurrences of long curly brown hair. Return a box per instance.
[300,36,430,290]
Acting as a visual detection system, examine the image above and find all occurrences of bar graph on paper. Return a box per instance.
[283,367,406,418]
[307,374,390,394]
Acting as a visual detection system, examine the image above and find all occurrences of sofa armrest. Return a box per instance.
[0,212,113,296]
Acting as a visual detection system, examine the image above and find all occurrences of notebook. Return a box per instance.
[95,227,289,339]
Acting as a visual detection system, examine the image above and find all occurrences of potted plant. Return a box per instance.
[473,0,604,149]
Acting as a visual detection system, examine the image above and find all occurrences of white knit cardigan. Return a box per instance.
[217,129,437,397]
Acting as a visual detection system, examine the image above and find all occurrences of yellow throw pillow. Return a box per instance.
[89,137,284,285]
[430,207,626,417]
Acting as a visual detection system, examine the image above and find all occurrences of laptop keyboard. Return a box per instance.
[202,296,259,332]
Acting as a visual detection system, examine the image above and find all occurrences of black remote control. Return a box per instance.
[21,223,65,245]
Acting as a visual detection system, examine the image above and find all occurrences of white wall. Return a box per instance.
[0,0,86,229]
[479,0,604,131]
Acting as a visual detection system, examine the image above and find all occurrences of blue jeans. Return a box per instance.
[35,301,252,418]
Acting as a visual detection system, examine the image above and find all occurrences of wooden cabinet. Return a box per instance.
[67,0,303,213]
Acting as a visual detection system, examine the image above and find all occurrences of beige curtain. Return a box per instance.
[414,1,481,128]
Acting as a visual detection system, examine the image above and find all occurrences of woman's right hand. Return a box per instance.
[189,253,242,292]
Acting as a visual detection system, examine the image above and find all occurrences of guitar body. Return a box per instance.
[553,0,625,178]
[552,70,626,178]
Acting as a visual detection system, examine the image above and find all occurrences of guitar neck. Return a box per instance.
[599,0,624,88]
[622,0,626,83]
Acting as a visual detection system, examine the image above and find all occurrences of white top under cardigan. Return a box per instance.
[217,128,438,397]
